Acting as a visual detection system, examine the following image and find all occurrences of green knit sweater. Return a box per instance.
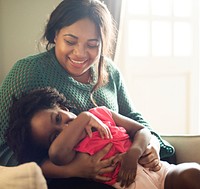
[0,48,174,166]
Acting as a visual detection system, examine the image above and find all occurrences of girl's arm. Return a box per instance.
[111,110,151,140]
[112,109,162,171]
[111,110,152,162]
[111,110,152,187]
[49,111,112,165]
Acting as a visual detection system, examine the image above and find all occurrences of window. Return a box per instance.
[115,0,200,134]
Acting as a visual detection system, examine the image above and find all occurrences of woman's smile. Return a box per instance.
[68,57,89,68]
[69,57,88,64]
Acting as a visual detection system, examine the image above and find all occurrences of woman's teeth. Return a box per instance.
[71,59,86,64]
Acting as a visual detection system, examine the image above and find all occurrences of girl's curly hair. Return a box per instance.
[5,87,69,164]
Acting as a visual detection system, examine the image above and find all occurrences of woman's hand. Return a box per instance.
[41,143,116,180]
[138,135,161,171]
[72,143,117,181]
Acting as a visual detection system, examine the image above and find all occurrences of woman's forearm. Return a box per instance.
[129,128,151,158]
[41,144,115,180]
[150,134,161,156]
[41,159,78,178]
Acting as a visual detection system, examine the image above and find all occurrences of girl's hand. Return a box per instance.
[83,112,112,139]
[112,151,138,187]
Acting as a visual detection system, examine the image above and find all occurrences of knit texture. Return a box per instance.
[0,48,174,165]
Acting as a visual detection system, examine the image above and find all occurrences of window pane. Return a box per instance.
[127,0,149,15]
[174,22,192,56]
[128,20,150,56]
[152,0,172,16]
[152,21,172,56]
[174,0,192,17]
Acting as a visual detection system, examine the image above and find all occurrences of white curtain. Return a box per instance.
[103,0,122,59]
[112,0,126,65]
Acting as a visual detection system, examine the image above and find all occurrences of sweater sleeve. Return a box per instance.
[107,60,175,159]
[0,58,43,166]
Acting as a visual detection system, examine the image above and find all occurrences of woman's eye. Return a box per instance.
[87,41,99,48]
[55,114,62,124]
[64,39,76,46]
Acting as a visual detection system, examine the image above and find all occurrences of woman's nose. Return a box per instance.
[73,44,87,57]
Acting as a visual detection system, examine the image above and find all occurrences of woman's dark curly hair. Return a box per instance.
[5,87,70,164]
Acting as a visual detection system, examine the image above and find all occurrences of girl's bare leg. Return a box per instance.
[164,163,200,189]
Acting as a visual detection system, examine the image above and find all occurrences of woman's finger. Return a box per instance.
[141,158,160,169]
[93,143,113,161]
[97,165,116,175]
[95,174,112,182]
[139,151,154,165]
[149,161,161,171]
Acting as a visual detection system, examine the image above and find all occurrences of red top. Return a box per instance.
[75,106,132,185]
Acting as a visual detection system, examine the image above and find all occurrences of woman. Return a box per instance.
[0,0,174,188]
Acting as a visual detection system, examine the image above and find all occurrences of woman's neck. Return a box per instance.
[72,70,92,84]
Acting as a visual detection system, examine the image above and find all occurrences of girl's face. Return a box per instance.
[54,18,101,82]
[31,106,77,148]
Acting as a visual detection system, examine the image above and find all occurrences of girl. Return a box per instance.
[6,87,200,189]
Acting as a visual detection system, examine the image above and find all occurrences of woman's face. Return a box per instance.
[54,18,101,81]
[31,106,77,148]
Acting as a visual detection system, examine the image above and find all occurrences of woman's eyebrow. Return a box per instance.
[63,34,99,41]
[63,34,78,39]
[88,39,99,42]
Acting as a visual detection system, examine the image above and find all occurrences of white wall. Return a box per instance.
[0,0,61,83]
